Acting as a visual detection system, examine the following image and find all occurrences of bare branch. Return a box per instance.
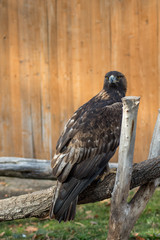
[0,157,53,179]
[148,109,160,159]
[107,107,160,240]
[107,96,140,240]
[127,109,160,231]
[0,157,117,180]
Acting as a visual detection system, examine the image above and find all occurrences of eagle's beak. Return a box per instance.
[109,75,117,84]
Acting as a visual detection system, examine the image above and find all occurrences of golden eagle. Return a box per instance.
[50,71,127,222]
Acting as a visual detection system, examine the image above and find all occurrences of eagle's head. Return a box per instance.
[103,71,127,96]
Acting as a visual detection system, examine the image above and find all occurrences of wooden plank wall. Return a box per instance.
[0,0,159,162]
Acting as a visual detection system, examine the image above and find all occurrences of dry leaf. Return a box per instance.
[134,233,145,240]
[105,202,111,206]
[25,226,38,233]
[86,210,92,214]
[90,221,97,225]
[101,199,110,203]
[85,215,94,219]
[0,182,7,186]
[85,210,94,219]
[75,222,85,227]
[0,232,5,237]
[32,233,44,240]
[136,237,145,240]
[43,223,49,228]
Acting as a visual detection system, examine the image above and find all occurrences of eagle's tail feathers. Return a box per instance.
[50,167,104,222]
[58,197,78,222]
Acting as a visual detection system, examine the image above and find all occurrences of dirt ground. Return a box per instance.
[0,177,55,199]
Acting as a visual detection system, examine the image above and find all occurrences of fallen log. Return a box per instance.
[0,157,53,179]
[0,157,118,180]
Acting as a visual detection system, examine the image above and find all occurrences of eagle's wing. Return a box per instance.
[51,102,122,182]
[50,101,122,222]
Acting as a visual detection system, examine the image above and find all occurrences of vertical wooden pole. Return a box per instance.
[148,109,160,187]
[148,109,160,159]
[108,104,160,240]
[126,109,160,236]
[107,96,140,240]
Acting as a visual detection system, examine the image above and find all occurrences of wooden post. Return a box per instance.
[126,109,160,235]
[148,109,160,187]
[108,105,160,240]
[148,109,160,159]
[107,96,140,240]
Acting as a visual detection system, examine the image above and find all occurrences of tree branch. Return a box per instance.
[127,109,160,233]
[0,156,160,221]
[0,157,53,179]
[0,157,118,180]
[107,106,160,240]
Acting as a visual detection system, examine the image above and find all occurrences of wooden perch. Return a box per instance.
[107,98,160,240]
[0,157,53,179]
[0,157,118,180]
[108,96,140,240]
[126,109,160,237]
[0,156,160,221]
[148,109,160,159]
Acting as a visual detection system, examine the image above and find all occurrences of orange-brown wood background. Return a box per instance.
[0,0,159,162]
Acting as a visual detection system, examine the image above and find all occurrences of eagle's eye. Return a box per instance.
[105,76,109,80]
[117,76,121,79]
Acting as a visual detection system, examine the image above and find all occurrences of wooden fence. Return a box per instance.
[0,0,159,162]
